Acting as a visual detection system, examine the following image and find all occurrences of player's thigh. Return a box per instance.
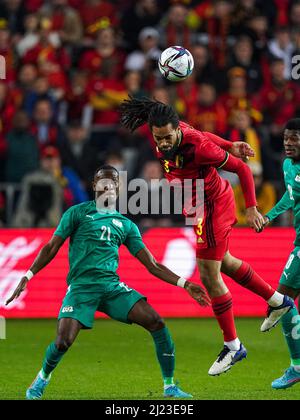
[99,282,149,326]
[58,287,100,330]
[128,299,164,331]
[279,247,300,298]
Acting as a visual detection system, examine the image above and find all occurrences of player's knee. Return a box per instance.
[55,336,73,352]
[146,314,165,332]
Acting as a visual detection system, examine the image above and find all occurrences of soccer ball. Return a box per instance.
[158,46,194,82]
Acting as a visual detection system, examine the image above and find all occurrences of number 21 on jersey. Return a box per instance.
[100,226,111,241]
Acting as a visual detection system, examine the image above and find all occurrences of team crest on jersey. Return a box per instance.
[112,219,123,228]
[295,175,300,183]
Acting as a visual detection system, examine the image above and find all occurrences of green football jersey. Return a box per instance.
[266,158,300,245]
[54,201,145,288]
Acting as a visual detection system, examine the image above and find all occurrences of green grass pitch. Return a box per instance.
[0,318,299,400]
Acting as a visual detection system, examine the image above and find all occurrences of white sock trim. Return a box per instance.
[224,338,241,351]
[267,291,284,307]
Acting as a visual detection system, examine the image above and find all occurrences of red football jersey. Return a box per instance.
[155,121,232,204]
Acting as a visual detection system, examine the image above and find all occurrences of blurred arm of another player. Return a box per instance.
[203,132,255,160]
[5,235,65,306]
[259,191,293,232]
[135,247,211,307]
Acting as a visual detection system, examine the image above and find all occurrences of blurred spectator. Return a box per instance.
[105,151,126,172]
[31,98,59,148]
[39,146,89,208]
[0,82,16,152]
[159,3,196,50]
[23,17,70,98]
[219,67,262,124]
[226,109,261,166]
[191,44,221,88]
[125,27,161,74]
[12,165,63,228]
[0,27,16,83]
[79,27,125,79]
[172,72,198,118]
[63,71,91,126]
[87,72,127,129]
[58,121,102,191]
[16,63,38,94]
[124,70,147,99]
[78,0,118,42]
[188,83,227,135]
[152,86,170,104]
[121,0,161,50]
[268,26,294,79]
[254,58,300,151]
[244,13,269,59]
[290,1,300,32]
[0,0,26,35]
[16,13,40,58]
[5,110,39,183]
[25,76,58,118]
[227,35,263,93]
[194,0,234,68]
[39,0,83,46]
[234,162,276,225]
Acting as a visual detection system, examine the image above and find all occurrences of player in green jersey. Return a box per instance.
[261,118,300,389]
[6,165,210,400]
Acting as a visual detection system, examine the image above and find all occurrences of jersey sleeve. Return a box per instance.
[123,222,146,256]
[265,191,293,221]
[203,132,233,152]
[195,137,229,168]
[266,160,293,221]
[54,206,80,240]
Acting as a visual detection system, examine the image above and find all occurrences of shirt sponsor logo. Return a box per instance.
[112,219,123,228]
[62,306,74,313]
[295,175,300,183]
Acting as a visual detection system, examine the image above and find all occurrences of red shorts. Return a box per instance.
[193,190,237,261]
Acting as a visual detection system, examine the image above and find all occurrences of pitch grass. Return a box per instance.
[0,318,299,400]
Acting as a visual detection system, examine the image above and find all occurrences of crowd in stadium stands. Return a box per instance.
[0,0,299,228]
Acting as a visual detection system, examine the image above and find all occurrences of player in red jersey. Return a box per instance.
[121,97,294,376]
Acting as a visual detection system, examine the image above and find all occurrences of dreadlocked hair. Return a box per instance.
[120,95,179,132]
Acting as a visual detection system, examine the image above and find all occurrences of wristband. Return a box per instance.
[177,277,187,288]
[25,270,34,281]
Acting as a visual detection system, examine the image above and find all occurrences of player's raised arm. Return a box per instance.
[204,132,255,160]
[5,235,65,306]
[135,247,211,307]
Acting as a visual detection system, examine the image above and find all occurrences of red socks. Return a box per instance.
[231,261,274,301]
[212,291,237,342]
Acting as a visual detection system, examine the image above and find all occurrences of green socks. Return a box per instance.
[281,305,300,367]
[42,342,68,377]
[151,327,175,386]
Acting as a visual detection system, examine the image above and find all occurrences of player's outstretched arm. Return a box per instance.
[135,247,211,307]
[5,235,65,306]
[204,132,255,160]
